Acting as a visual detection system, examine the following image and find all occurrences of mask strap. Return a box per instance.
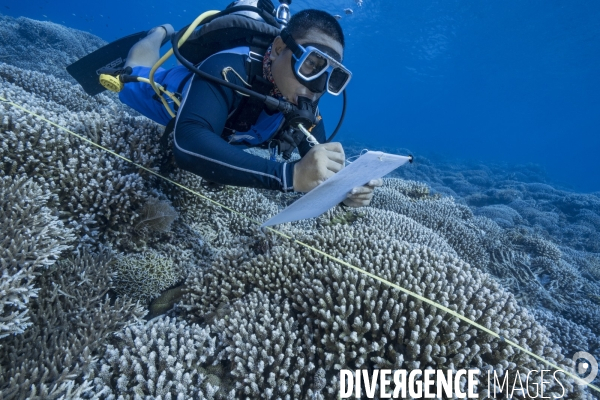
[280,28,304,59]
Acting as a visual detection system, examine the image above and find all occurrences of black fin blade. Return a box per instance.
[66,31,147,96]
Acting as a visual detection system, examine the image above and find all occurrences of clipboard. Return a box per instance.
[261,151,412,227]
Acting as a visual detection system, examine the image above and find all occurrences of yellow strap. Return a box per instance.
[1,95,597,394]
[147,11,221,118]
[135,77,180,117]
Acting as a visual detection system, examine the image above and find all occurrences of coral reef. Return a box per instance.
[370,178,489,269]
[212,290,315,398]
[180,204,589,398]
[0,16,598,399]
[0,174,74,338]
[0,62,166,249]
[89,316,226,399]
[112,251,179,303]
[0,15,106,82]
[0,249,146,399]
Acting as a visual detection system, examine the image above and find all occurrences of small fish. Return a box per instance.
[333,15,342,20]
[344,8,353,15]
[100,14,103,17]
[43,14,47,17]
[4,5,10,9]
[355,0,363,6]
[72,13,76,16]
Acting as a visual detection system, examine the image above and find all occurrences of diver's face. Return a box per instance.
[270,29,344,105]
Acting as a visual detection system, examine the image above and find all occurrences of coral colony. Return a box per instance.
[1,15,599,399]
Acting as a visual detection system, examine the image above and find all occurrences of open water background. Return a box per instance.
[2,0,599,192]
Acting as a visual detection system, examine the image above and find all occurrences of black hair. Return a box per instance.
[286,9,345,48]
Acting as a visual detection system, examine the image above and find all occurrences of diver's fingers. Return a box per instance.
[342,197,370,208]
[347,186,374,202]
[347,191,374,201]
[327,158,344,173]
[348,185,374,196]
[367,178,383,187]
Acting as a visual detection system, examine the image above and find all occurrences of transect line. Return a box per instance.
[1,95,597,394]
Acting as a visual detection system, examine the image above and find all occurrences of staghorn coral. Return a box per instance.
[89,316,227,399]
[112,251,179,303]
[0,249,146,399]
[212,290,328,398]
[0,174,74,338]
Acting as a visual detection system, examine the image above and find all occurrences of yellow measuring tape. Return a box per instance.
[1,95,597,394]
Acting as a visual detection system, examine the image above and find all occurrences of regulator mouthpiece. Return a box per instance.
[284,95,317,129]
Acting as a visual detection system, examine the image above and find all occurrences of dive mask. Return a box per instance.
[280,29,351,95]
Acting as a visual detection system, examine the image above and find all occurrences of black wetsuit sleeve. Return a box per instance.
[172,53,295,192]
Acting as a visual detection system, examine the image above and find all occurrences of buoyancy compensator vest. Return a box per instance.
[177,0,283,133]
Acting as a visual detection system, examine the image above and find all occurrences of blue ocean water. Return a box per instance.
[3,0,599,191]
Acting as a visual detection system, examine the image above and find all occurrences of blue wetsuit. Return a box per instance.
[119,47,326,192]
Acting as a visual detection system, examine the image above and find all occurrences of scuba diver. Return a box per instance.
[76,3,382,207]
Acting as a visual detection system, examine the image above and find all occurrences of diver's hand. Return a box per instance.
[293,142,345,192]
[342,178,383,208]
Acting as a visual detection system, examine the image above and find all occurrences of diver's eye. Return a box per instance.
[300,53,327,77]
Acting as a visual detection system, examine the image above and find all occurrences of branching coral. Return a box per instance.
[0,174,74,338]
[0,63,167,250]
[212,290,315,398]
[370,179,490,269]
[112,251,179,303]
[0,249,146,399]
[474,204,524,228]
[89,316,226,399]
[181,203,587,398]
